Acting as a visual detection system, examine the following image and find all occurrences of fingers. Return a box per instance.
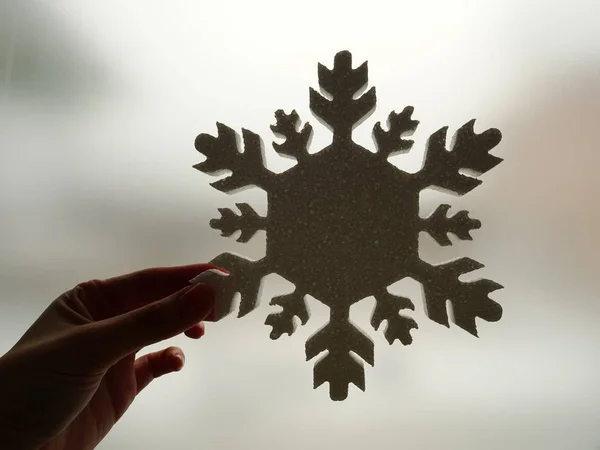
[88,283,215,365]
[184,322,205,339]
[134,346,185,394]
[77,263,221,320]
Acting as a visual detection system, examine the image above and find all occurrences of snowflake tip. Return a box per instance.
[272,108,299,124]
[457,300,503,337]
[464,118,503,145]
[384,317,418,346]
[484,280,504,293]
[433,204,451,215]
[265,314,292,340]
[432,126,450,143]
[317,50,370,98]
[269,328,285,340]
[332,50,358,70]
[452,257,485,275]
[194,122,235,151]
[390,106,419,129]
[312,352,367,400]
[453,120,504,171]
[238,302,254,318]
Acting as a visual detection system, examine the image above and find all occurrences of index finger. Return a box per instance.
[76,263,220,320]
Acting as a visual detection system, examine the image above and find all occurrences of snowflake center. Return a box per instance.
[267,143,418,304]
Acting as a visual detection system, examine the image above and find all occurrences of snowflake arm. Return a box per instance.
[412,258,503,336]
[210,203,266,243]
[373,106,419,159]
[265,289,309,339]
[306,306,374,401]
[194,123,273,192]
[309,51,376,140]
[208,253,267,319]
[421,204,481,246]
[414,120,502,195]
[270,109,312,163]
[371,290,418,345]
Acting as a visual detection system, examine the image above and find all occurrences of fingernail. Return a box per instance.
[189,268,230,285]
[174,353,185,369]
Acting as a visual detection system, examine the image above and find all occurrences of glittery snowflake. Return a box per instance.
[193,51,503,400]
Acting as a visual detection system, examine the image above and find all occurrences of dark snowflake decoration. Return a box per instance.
[193,51,503,400]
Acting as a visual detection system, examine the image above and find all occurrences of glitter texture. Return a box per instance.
[193,51,504,400]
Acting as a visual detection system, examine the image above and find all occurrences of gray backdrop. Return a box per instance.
[1,1,600,449]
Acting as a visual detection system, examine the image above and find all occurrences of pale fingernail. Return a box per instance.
[189,268,229,285]
[188,268,232,323]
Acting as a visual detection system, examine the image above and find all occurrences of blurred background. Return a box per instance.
[1,0,600,448]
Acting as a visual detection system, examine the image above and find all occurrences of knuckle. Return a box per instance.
[74,279,103,296]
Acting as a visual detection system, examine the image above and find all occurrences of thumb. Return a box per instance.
[90,283,215,366]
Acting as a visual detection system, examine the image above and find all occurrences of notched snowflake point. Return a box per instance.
[265,290,309,340]
[418,257,503,336]
[193,50,504,400]
[371,291,418,345]
[271,109,312,162]
[194,123,272,192]
[209,203,265,243]
[306,316,374,401]
[373,106,419,158]
[416,119,503,195]
[309,50,376,137]
[422,204,481,246]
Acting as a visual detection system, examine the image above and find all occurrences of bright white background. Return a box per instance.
[1,1,600,449]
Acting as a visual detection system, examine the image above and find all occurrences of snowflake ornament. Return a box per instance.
[193,51,503,401]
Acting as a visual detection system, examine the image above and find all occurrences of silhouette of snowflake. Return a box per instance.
[193,51,503,400]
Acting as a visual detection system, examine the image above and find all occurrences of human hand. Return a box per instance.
[0,264,219,450]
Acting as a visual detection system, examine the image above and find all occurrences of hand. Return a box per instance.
[0,264,218,450]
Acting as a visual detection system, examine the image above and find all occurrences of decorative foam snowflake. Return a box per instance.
[193,51,503,400]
